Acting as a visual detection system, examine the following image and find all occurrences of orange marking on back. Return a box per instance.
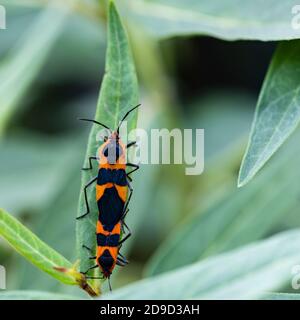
[96,183,114,201]
[115,185,127,203]
[96,246,118,275]
[96,221,121,276]
[96,221,121,235]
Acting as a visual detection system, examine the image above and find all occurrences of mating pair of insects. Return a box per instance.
[77,104,140,290]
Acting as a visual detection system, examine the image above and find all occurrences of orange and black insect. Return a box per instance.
[81,217,131,290]
[77,104,140,228]
[77,104,140,287]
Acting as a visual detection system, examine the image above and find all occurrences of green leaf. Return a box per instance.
[0,132,81,214]
[0,4,67,135]
[238,41,300,187]
[103,230,300,299]
[0,290,81,300]
[145,128,300,276]
[42,12,106,83]
[0,208,76,285]
[121,0,300,41]
[76,0,139,285]
[14,136,85,291]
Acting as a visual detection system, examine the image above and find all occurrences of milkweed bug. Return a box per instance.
[78,104,140,288]
[77,104,140,228]
[81,215,132,290]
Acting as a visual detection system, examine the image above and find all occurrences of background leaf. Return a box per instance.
[10,134,85,294]
[0,208,76,285]
[1,0,298,301]
[145,128,300,276]
[103,230,300,299]
[0,4,68,135]
[76,0,139,286]
[120,0,300,41]
[0,133,81,214]
[239,41,300,187]
[0,290,81,300]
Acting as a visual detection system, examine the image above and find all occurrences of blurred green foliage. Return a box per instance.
[1,0,300,299]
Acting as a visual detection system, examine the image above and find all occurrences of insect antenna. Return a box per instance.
[117,104,141,134]
[79,118,112,133]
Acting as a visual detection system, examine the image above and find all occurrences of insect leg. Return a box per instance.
[82,157,99,171]
[119,222,132,245]
[108,277,112,291]
[82,245,97,259]
[81,264,98,275]
[118,251,129,264]
[126,141,137,149]
[82,244,92,253]
[127,178,133,192]
[116,258,128,267]
[116,251,129,266]
[76,176,97,220]
[127,163,139,175]
[120,209,129,221]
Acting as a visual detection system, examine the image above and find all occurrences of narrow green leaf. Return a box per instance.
[0,290,81,300]
[121,0,300,41]
[145,129,300,276]
[14,136,85,291]
[76,0,139,284]
[0,208,76,285]
[238,41,300,187]
[103,230,300,299]
[0,4,67,135]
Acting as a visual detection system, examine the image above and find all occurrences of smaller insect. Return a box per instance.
[81,211,131,290]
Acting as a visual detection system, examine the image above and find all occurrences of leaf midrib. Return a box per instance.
[113,16,122,129]
[0,214,70,270]
[244,87,300,182]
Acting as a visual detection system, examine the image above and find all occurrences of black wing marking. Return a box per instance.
[97,168,127,186]
[97,233,120,247]
[97,187,125,231]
